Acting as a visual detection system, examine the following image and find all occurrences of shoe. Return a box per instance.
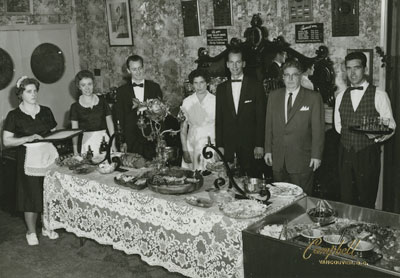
[42,228,59,240]
[26,233,39,246]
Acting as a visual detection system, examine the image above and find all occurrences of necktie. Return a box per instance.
[287,92,293,120]
[349,86,363,91]
[231,79,242,82]
[133,83,144,87]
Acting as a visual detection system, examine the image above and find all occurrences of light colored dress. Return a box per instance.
[181,91,216,170]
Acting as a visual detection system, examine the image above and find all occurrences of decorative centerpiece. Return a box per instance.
[136,98,184,171]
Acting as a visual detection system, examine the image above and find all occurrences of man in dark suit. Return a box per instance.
[264,59,325,195]
[215,48,266,177]
[266,50,287,80]
[115,55,163,160]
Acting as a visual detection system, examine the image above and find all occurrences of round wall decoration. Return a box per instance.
[31,43,65,84]
[0,48,14,90]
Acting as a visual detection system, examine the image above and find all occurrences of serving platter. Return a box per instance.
[349,125,393,135]
[146,168,203,195]
[114,173,148,190]
[268,182,303,198]
[220,200,269,219]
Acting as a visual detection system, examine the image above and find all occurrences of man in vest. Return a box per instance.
[334,52,396,208]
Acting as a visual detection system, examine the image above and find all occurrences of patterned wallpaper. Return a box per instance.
[0,0,74,25]
[0,0,383,110]
[75,0,382,109]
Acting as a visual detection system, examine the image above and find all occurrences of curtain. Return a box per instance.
[383,0,400,213]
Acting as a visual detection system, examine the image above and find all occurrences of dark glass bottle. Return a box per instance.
[86,145,93,160]
[99,136,107,154]
[115,120,124,152]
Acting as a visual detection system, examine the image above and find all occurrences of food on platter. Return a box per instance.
[120,153,150,168]
[114,173,147,190]
[300,228,324,239]
[145,167,203,194]
[97,161,116,174]
[220,200,268,219]
[268,182,303,198]
[55,155,85,167]
[259,224,284,239]
[72,164,95,174]
[185,196,213,208]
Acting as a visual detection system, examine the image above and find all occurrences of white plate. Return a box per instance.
[268,182,303,198]
[301,228,323,239]
[348,240,374,252]
[220,200,268,219]
[323,234,350,245]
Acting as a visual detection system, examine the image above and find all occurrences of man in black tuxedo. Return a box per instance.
[115,55,163,159]
[215,49,266,177]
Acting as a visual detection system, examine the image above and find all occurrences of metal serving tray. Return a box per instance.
[242,196,400,278]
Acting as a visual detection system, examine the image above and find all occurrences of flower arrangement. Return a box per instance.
[138,98,170,123]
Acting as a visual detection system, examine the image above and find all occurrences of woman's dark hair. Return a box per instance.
[345,52,367,68]
[75,70,94,89]
[188,69,210,84]
[16,78,40,101]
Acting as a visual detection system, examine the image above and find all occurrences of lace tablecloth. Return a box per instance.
[43,167,304,278]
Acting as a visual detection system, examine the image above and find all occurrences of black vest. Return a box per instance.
[339,85,379,152]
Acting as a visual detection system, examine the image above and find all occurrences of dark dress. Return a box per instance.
[3,105,57,212]
[70,96,111,131]
[70,96,112,153]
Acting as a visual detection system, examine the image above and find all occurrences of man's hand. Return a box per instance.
[264,153,272,166]
[182,151,192,163]
[374,134,392,143]
[254,147,264,159]
[309,158,321,171]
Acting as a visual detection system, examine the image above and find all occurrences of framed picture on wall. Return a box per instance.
[347,49,374,83]
[5,0,33,14]
[105,0,134,46]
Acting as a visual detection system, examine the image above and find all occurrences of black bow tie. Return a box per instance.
[133,83,144,87]
[231,79,242,83]
[349,86,363,91]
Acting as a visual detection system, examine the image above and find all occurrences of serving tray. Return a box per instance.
[349,125,393,135]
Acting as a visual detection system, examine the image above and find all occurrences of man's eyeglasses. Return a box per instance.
[282,73,301,79]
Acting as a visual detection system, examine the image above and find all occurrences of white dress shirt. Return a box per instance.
[285,86,300,123]
[334,81,396,133]
[132,79,145,102]
[231,75,243,114]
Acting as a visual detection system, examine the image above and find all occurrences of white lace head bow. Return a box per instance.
[16,76,29,88]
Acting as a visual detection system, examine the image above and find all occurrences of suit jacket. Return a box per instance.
[266,62,281,80]
[215,75,266,167]
[115,80,163,159]
[264,86,325,173]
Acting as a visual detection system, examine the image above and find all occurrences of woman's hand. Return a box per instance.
[183,151,192,164]
[27,134,42,143]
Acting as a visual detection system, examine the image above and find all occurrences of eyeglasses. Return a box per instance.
[283,73,301,79]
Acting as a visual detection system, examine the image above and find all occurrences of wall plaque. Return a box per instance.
[289,0,313,23]
[295,23,324,43]
[181,0,201,37]
[332,0,359,37]
[213,0,232,27]
[206,29,228,46]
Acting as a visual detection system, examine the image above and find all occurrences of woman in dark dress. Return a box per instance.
[3,76,59,245]
[70,70,115,156]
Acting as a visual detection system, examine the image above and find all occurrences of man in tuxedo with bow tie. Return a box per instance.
[215,48,266,177]
[264,59,325,195]
[115,55,163,159]
[334,52,396,208]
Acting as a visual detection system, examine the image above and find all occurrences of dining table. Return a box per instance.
[43,166,305,278]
